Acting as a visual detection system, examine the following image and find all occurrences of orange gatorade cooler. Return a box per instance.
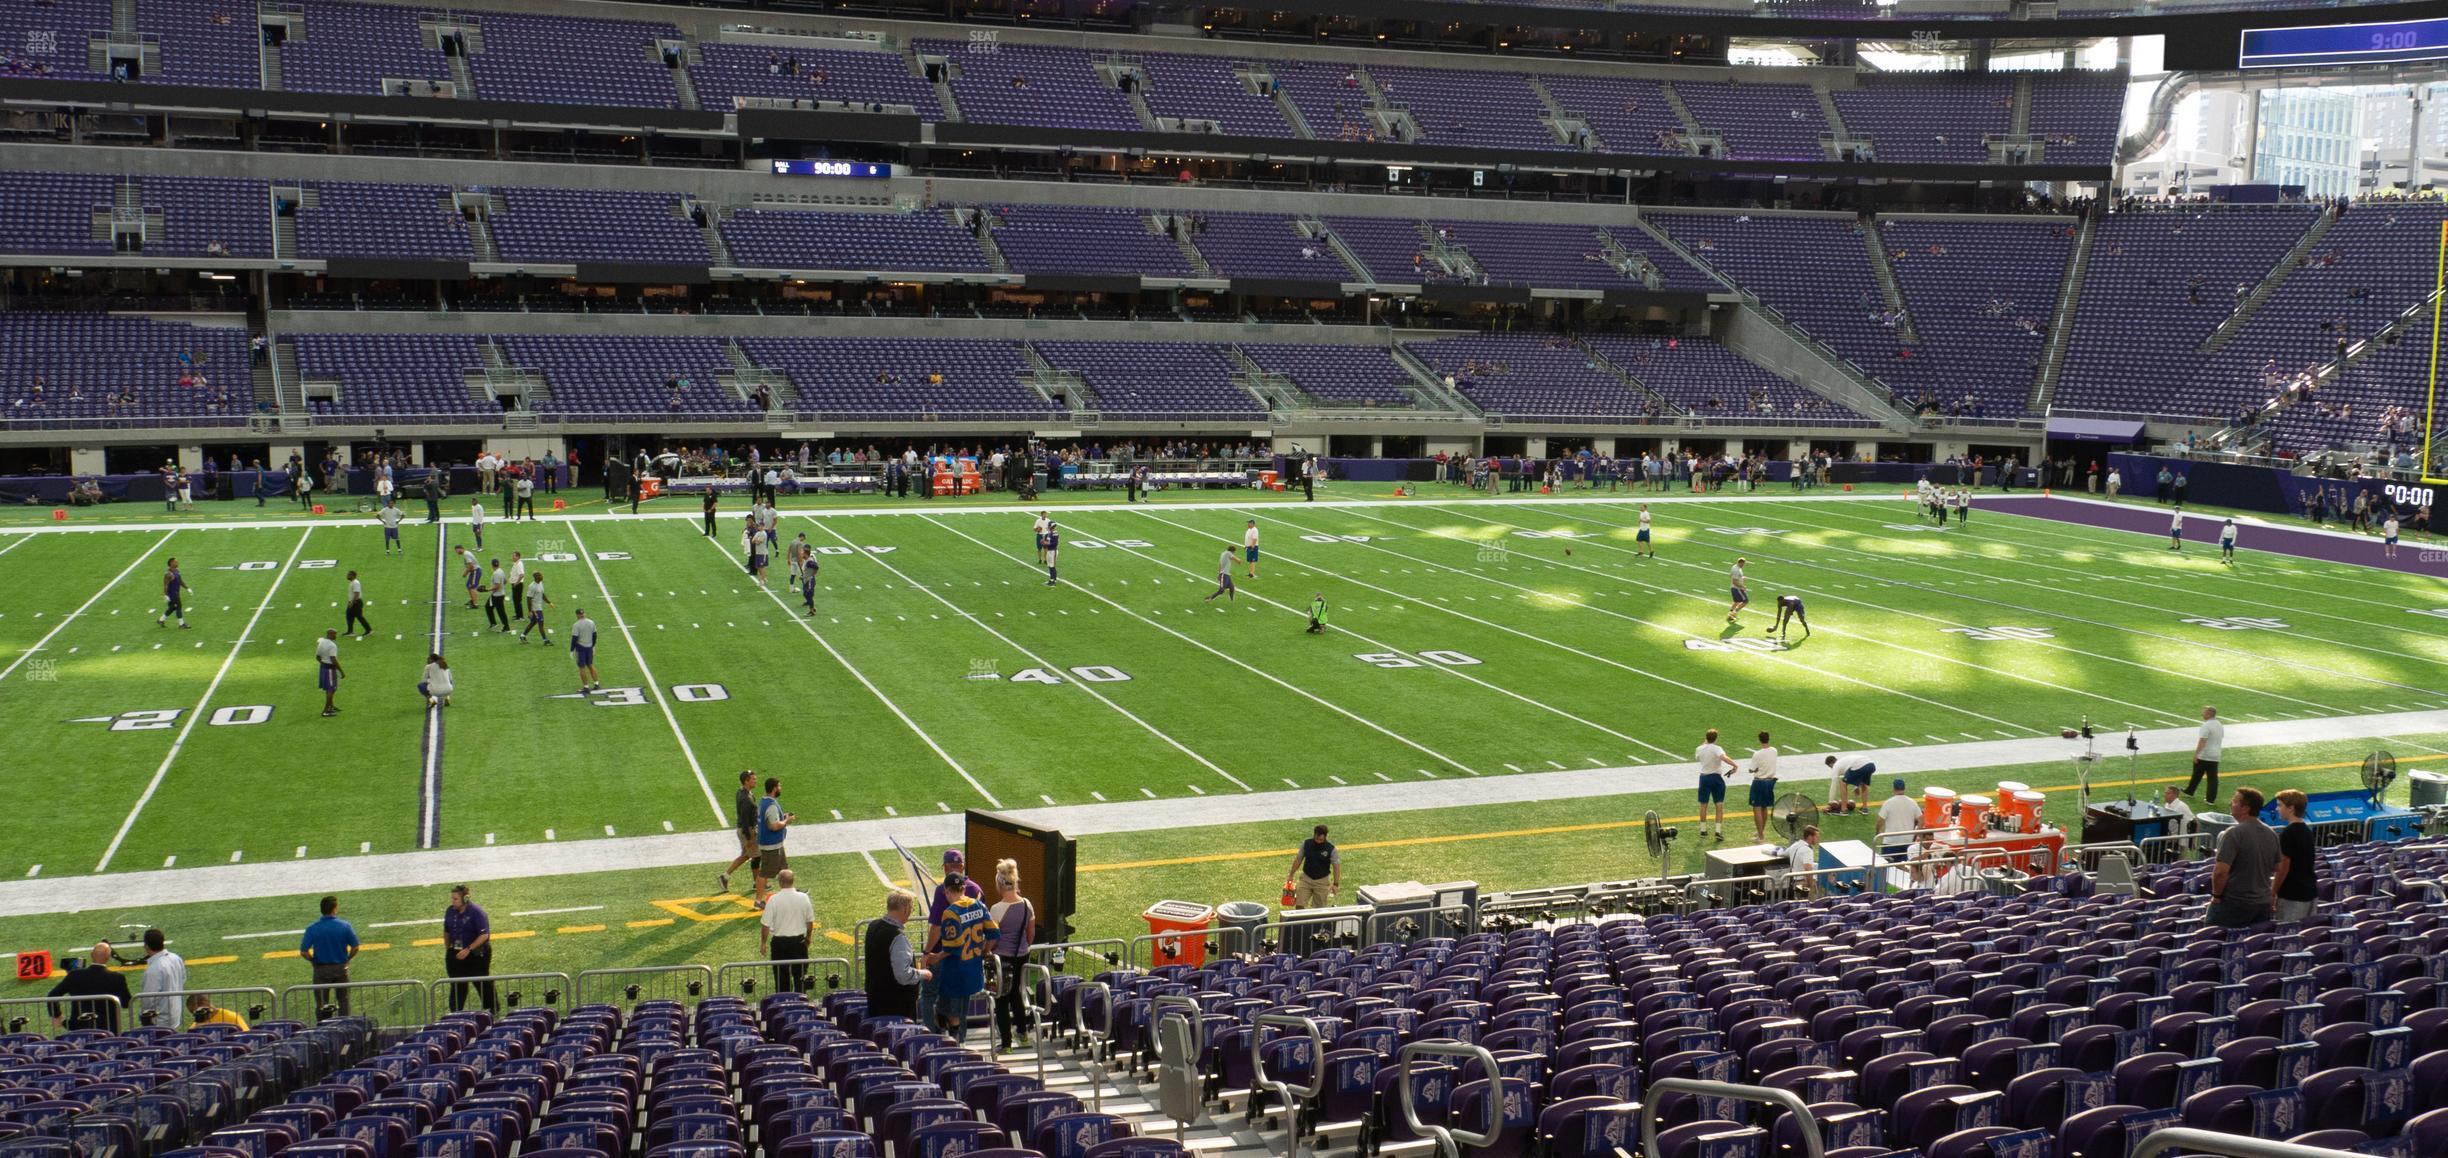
[1957,794,1993,840]
[1142,900,1216,968]
[2002,790,2046,833]
[1921,787,1958,831]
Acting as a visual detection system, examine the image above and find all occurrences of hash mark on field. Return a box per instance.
[543,830,555,841]
[1891,738,1912,746]
[1040,794,1057,805]
[663,821,674,832]
[230,851,242,863]
[1374,772,1393,781]
[1189,785,1207,795]
[1141,788,1157,798]
[359,841,371,853]
[1283,778,1301,788]
[1588,758,1608,767]
[294,847,306,858]
[1420,769,1438,779]
[24,865,38,878]
[1329,776,1347,785]
[1546,760,1568,770]
[1994,730,2016,738]
[603,825,616,836]
[884,806,898,816]
[1926,735,1949,743]
[1090,791,1106,802]
[163,856,175,867]
[1960,733,1983,741]
[1504,763,1524,772]
[483,833,494,845]
[829,809,843,820]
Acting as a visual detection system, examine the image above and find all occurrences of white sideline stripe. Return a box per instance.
[1133,510,1684,761]
[858,850,895,889]
[10,707,2445,919]
[698,525,1003,809]
[568,520,726,826]
[509,906,602,917]
[418,518,448,848]
[94,527,314,874]
[367,918,444,929]
[0,490,1917,537]
[0,530,175,684]
[920,514,1476,778]
[805,516,1254,793]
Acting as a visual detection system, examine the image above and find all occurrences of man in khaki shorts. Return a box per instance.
[1284,824,1340,908]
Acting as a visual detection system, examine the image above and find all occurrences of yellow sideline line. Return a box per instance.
[1075,757,2378,873]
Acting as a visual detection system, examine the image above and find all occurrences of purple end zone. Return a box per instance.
[1976,494,2448,578]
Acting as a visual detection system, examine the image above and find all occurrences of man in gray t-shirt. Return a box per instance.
[2207,787,2279,928]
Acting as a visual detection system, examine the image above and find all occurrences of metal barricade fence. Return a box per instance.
[424,972,573,1019]
[125,987,280,1031]
[278,978,428,1029]
[1027,938,1134,977]
[2066,841,2144,873]
[713,957,852,997]
[1363,903,1473,946]
[0,992,122,1036]
[2140,831,2216,864]
[851,918,882,988]
[1129,925,1244,971]
[574,964,716,1010]
[1254,912,1367,956]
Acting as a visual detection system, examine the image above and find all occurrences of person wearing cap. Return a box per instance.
[1873,779,1920,864]
[442,885,496,1014]
[920,849,984,1027]
[47,941,132,1030]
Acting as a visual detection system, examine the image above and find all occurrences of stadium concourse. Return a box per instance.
[10,0,2448,1152]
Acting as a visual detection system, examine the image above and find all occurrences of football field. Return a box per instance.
[4,489,2447,899]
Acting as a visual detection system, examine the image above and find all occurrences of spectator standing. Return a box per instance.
[2185,706,2224,802]
[442,885,496,1013]
[1285,824,1339,908]
[863,890,930,1019]
[761,868,816,993]
[136,928,185,1027]
[1747,731,1781,843]
[1873,779,1919,863]
[48,941,132,1030]
[2206,788,2278,929]
[754,777,795,907]
[921,850,985,1025]
[719,769,759,894]
[1695,728,1736,841]
[990,859,1037,1051]
[300,896,360,1014]
[927,864,992,1041]
[2271,789,2318,923]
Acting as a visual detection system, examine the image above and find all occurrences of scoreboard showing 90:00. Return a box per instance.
[2238,16,2448,69]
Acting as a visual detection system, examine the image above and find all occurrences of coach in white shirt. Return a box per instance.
[138,929,186,1026]
[761,869,818,993]
[1695,728,1734,841]
[1874,779,1921,863]
[2185,706,2225,803]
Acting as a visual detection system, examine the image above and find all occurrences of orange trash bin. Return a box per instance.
[1142,900,1215,968]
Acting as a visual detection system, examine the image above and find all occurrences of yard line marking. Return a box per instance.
[1546,761,1568,770]
[1259,510,1873,748]
[569,520,726,826]
[222,928,305,940]
[418,518,449,849]
[1188,785,1207,795]
[368,918,444,928]
[1283,778,1301,788]
[0,530,174,684]
[1124,512,1680,761]
[705,526,1003,809]
[923,514,1475,778]
[809,517,1252,793]
[1360,507,2042,742]
[510,906,603,917]
[1668,502,2435,702]
[96,527,312,874]
[858,850,895,888]
[1563,504,2303,720]
[1140,788,1157,798]
[23,866,36,878]
[1091,791,1106,801]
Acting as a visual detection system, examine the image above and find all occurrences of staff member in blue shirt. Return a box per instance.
[300,896,361,1016]
[442,885,496,1013]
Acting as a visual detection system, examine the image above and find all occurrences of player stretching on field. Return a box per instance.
[1205,548,1237,603]
[1826,753,1877,814]
[569,608,600,692]
[1041,521,1061,586]
[1773,593,1810,641]
[1636,504,1655,557]
[1726,558,1750,624]
[1244,519,1261,579]
[458,545,480,609]
[158,558,194,629]
[2219,518,2237,566]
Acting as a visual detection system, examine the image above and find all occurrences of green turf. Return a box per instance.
[3,495,2446,882]
[0,727,2430,1004]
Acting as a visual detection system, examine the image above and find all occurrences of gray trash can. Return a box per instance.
[2409,770,2446,809]
[1217,901,1270,955]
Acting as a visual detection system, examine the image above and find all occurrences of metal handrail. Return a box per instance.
[1130,925,1246,969]
[279,978,429,1027]
[572,964,715,1009]
[712,958,850,996]
[425,972,570,1016]
[1020,962,1053,1082]
[1252,1013,1327,1158]
[0,992,122,1035]
[2129,1128,2367,1158]
[1397,1040,1501,1158]
[1641,1078,1823,1158]
[1363,903,1472,946]
[1072,980,1113,1113]
[1028,938,1134,975]
[129,986,281,1029]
